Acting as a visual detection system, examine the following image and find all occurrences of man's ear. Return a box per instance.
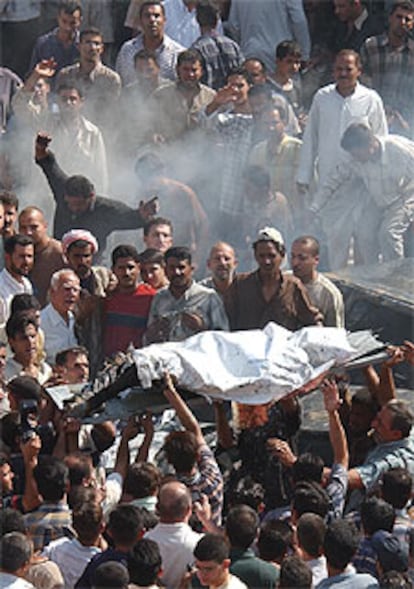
[223,558,231,570]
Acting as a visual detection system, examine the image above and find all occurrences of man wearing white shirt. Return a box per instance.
[164,0,223,48]
[0,234,34,326]
[296,49,387,269]
[40,269,80,364]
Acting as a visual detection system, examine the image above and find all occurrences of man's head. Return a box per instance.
[225,504,259,550]
[79,27,104,66]
[349,388,379,435]
[279,556,313,589]
[93,562,130,589]
[111,245,140,293]
[371,399,413,443]
[334,0,364,23]
[0,455,15,495]
[194,534,231,588]
[0,190,18,239]
[57,1,82,37]
[196,0,220,29]
[134,49,160,89]
[334,49,361,95]
[63,174,95,215]
[157,481,192,523]
[242,58,267,85]
[57,83,84,122]
[276,40,302,77]
[227,69,251,106]
[49,269,81,318]
[163,430,199,473]
[381,468,413,510]
[6,375,43,412]
[290,236,320,283]
[139,1,166,41]
[253,227,285,276]
[128,539,162,587]
[55,346,90,383]
[341,123,380,162]
[34,455,69,502]
[388,1,414,41]
[165,247,193,291]
[0,532,32,577]
[123,462,161,500]
[244,165,272,204]
[4,234,34,279]
[248,83,273,119]
[139,249,167,290]
[360,496,395,537]
[291,481,330,523]
[143,217,173,252]
[62,229,99,279]
[207,241,237,285]
[260,106,286,143]
[371,531,409,575]
[33,77,51,106]
[107,503,144,548]
[257,520,292,564]
[6,314,38,365]
[297,513,326,559]
[18,207,49,249]
[176,49,203,89]
[73,501,104,545]
[323,520,359,572]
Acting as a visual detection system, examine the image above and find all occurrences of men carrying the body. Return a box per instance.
[18,207,65,308]
[104,245,155,358]
[315,123,414,261]
[146,246,229,343]
[34,133,157,257]
[200,241,238,297]
[290,235,345,327]
[297,49,387,269]
[0,235,34,326]
[116,0,184,86]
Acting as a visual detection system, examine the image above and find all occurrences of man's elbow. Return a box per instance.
[347,468,364,490]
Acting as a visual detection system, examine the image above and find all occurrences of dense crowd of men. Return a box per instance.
[0,0,414,588]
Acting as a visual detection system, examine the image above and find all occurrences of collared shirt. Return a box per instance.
[178,444,224,526]
[329,8,383,53]
[24,502,73,552]
[302,272,345,328]
[297,82,387,192]
[316,571,379,589]
[152,81,216,142]
[4,357,52,385]
[42,536,101,589]
[40,303,78,364]
[224,270,320,331]
[115,33,184,86]
[0,268,32,325]
[361,33,414,122]
[29,28,79,74]
[227,0,311,71]
[229,548,279,589]
[148,281,229,341]
[192,32,244,90]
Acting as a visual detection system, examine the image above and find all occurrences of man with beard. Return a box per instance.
[0,235,34,326]
[146,246,228,343]
[200,241,238,297]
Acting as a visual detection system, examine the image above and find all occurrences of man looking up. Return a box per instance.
[146,246,229,343]
[116,0,184,86]
[0,235,34,326]
[201,241,238,297]
[104,245,155,358]
[18,207,65,307]
[290,235,344,327]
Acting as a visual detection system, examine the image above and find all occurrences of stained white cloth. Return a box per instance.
[133,323,356,405]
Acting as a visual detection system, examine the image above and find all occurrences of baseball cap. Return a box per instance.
[253,227,285,247]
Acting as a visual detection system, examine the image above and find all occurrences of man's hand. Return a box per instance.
[20,433,41,465]
[206,84,238,114]
[402,340,414,365]
[138,411,154,438]
[138,196,159,220]
[34,58,57,79]
[267,437,297,467]
[121,416,141,441]
[35,132,52,160]
[181,311,205,332]
[384,346,405,368]
[194,494,212,528]
[321,379,341,413]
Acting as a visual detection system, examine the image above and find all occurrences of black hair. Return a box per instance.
[387,400,414,438]
[196,0,220,27]
[341,123,374,152]
[128,538,162,586]
[139,0,165,18]
[291,453,324,484]
[57,82,84,98]
[292,481,330,519]
[360,496,395,536]
[381,468,413,509]
[165,246,192,264]
[0,532,32,573]
[124,462,161,498]
[279,556,312,589]
[297,513,326,558]
[4,234,33,255]
[177,48,203,67]
[257,520,292,562]
[134,48,159,65]
[73,501,103,544]
[139,248,165,266]
[390,0,414,15]
[34,456,69,502]
[93,561,129,589]
[79,27,103,42]
[292,235,320,257]
[107,504,144,546]
[194,533,230,563]
[0,190,19,209]
[0,508,26,537]
[276,39,302,60]
[163,430,198,473]
[7,375,43,402]
[6,313,37,341]
[55,346,89,367]
[242,57,267,73]
[324,520,360,570]
[225,504,259,550]
[10,294,41,315]
[64,452,93,486]
[58,1,82,15]
[143,217,173,237]
[64,175,95,198]
[227,67,251,83]
[112,244,140,266]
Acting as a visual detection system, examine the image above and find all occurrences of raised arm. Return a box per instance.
[35,133,69,205]
[163,373,203,446]
[321,379,349,468]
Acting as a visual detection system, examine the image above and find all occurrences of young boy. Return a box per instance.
[270,40,303,118]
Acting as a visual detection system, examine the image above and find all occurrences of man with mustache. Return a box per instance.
[0,235,34,326]
[200,241,238,297]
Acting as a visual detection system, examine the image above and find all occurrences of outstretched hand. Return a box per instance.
[35,132,52,160]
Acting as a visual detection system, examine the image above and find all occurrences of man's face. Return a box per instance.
[389,7,414,39]
[196,560,228,588]
[140,4,165,39]
[348,145,374,163]
[112,257,140,291]
[51,275,81,315]
[3,204,17,238]
[79,34,103,64]
[334,54,361,93]
[6,244,34,277]
[177,60,203,88]
[135,57,160,86]
[33,78,50,103]
[0,345,6,376]
[243,60,266,85]
[254,241,283,275]
[261,108,285,142]
[140,261,167,290]
[67,244,94,279]
[0,462,14,494]
[165,257,193,289]
[371,406,400,443]
[0,204,4,234]
[290,241,318,282]
[18,210,48,246]
[58,88,83,120]
[57,8,82,36]
[9,325,38,364]
[208,244,237,282]
[63,352,90,384]
[276,54,301,77]
[64,194,93,215]
[334,0,353,22]
[144,223,173,252]
[349,401,375,435]
[228,74,250,106]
